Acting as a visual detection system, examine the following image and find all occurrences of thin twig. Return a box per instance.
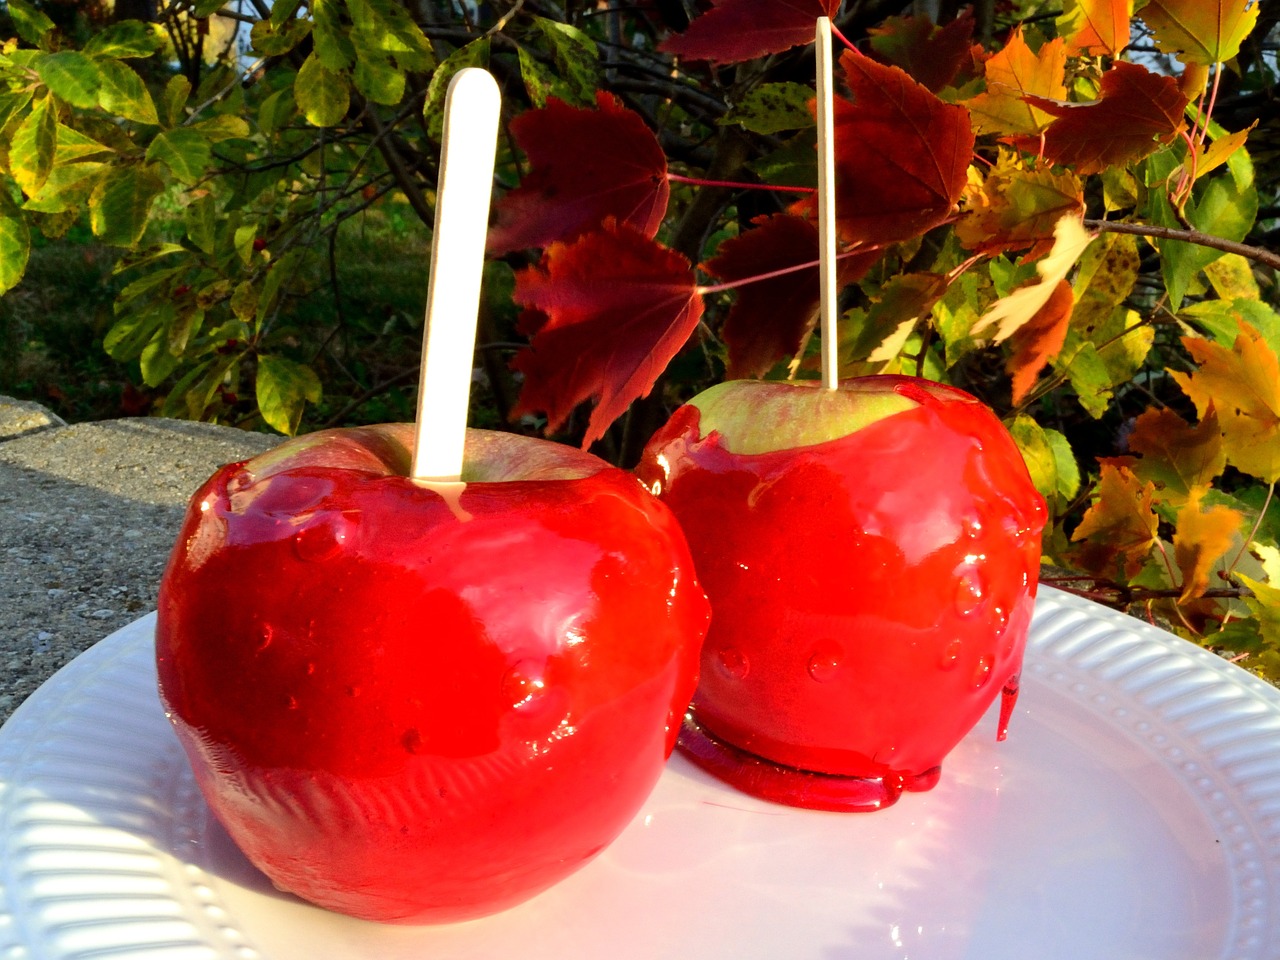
[1083,219,1280,271]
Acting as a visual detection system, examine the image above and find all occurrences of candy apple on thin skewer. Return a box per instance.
[154,69,710,924]
[635,20,1047,812]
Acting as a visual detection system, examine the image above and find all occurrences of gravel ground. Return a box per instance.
[0,400,280,724]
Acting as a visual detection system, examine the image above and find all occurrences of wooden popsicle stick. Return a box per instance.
[412,68,502,482]
[815,16,839,392]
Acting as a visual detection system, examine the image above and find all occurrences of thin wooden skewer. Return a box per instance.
[815,16,839,391]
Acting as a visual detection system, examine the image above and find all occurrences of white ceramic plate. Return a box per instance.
[2,586,1278,960]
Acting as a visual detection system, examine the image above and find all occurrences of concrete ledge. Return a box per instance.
[0,416,282,724]
[0,395,66,441]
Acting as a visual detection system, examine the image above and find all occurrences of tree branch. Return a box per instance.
[1083,219,1280,271]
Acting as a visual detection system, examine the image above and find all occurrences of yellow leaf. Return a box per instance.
[1182,121,1256,185]
[1171,323,1280,482]
[1254,543,1280,585]
[956,153,1084,257]
[1142,0,1260,66]
[1123,405,1225,507]
[1070,462,1158,577]
[973,215,1096,343]
[1059,0,1133,57]
[1204,253,1260,301]
[963,28,1067,138]
[1174,493,1243,602]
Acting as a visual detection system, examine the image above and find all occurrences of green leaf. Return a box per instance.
[311,0,356,70]
[423,39,490,141]
[163,75,192,127]
[257,87,295,136]
[146,128,212,185]
[349,0,434,71]
[98,59,159,125]
[7,0,55,46]
[1009,415,1079,511]
[162,354,236,420]
[0,190,31,295]
[1181,298,1280,356]
[194,0,230,16]
[140,325,180,386]
[249,16,313,57]
[256,354,321,435]
[0,90,34,132]
[230,280,258,322]
[167,302,205,356]
[84,20,163,58]
[351,47,405,105]
[254,250,301,327]
[191,114,250,142]
[295,53,350,128]
[528,16,598,107]
[89,165,166,247]
[517,46,557,110]
[744,130,816,188]
[271,0,302,28]
[932,270,984,366]
[10,94,58,197]
[35,52,103,110]
[21,159,105,213]
[104,304,167,360]
[1055,334,1112,418]
[112,244,187,277]
[1148,147,1258,310]
[185,194,217,254]
[53,124,112,163]
[234,223,257,265]
[1046,426,1081,502]
[721,82,816,134]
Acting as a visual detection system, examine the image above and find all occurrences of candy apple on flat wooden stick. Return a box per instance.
[634,20,1046,812]
[636,375,1046,811]
[154,70,709,924]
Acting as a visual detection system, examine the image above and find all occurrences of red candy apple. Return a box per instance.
[636,375,1046,812]
[155,424,709,923]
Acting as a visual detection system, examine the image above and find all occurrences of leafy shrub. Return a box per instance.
[0,0,1277,673]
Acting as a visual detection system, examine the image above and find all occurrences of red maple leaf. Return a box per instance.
[487,92,669,256]
[867,12,975,93]
[659,0,839,64]
[704,214,881,378]
[791,54,974,248]
[1015,61,1188,175]
[511,221,702,447]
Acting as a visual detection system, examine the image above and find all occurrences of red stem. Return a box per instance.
[830,22,860,55]
[696,244,888,295]
[1200,64,1222,146]
[667,172,815,195]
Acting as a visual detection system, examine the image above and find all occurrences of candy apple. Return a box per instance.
[155,424,709,923]
[636,375,1046,812]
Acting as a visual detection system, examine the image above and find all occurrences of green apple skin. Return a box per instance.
[156,425,710,922]
[637,376,1046,811]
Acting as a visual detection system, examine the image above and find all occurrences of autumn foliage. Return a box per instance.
[0,0,1277,675]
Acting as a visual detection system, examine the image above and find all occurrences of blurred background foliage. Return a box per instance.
[0,0,1277,673]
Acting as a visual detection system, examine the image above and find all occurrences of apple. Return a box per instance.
[155,424,709,923]
[636,375,1046,812]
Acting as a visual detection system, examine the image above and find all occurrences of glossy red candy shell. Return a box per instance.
[156,459,707,922]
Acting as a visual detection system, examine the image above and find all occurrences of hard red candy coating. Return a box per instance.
[156,431,708,922]
[637,376,1046,809]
